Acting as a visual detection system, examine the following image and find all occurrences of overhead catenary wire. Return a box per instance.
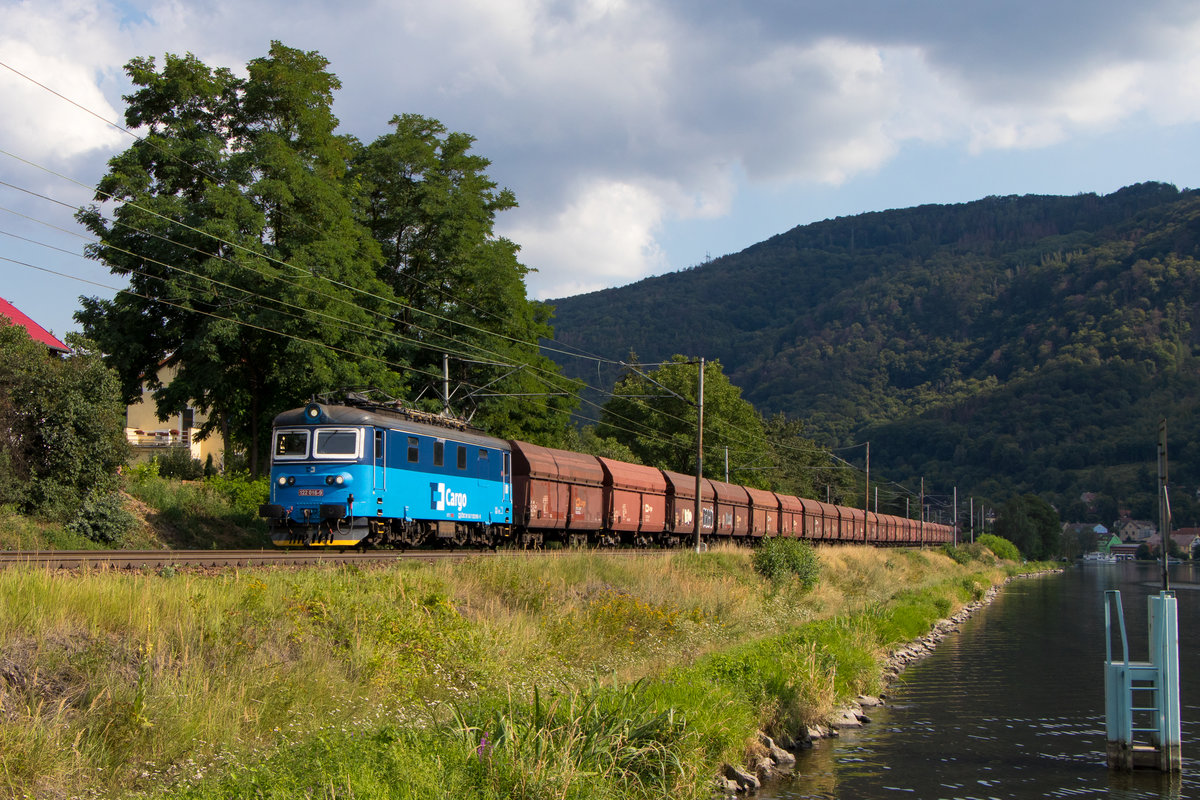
[3,175,925,495]
[0,197,690,455]
[2,244,692,457]
[0,62,788,455]
[0,54,624,370]
[1,58,938,499]
[1,155,704,451]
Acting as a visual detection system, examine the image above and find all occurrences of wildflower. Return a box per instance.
[476,732,491,760]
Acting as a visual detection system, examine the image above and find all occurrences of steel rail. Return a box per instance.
[0,547,658,571]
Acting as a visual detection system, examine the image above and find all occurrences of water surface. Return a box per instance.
[763,562,1198,799]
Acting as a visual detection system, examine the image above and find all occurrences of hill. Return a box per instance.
[545,182,1200,523]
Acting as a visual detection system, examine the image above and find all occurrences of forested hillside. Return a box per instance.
[547,182,1200,523]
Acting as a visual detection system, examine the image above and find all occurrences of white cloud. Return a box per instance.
[6,0,1200,334]
[504,178,670,299]
[0,12,126,164]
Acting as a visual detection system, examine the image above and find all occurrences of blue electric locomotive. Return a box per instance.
[259,398,513,547]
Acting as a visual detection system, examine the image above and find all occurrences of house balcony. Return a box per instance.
[126,428,193,447]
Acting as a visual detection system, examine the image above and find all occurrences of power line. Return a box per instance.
[0,56,622,370]
[0,58,944,498]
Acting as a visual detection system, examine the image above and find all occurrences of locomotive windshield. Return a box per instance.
[313,428,363,459]
[273,430,309,460]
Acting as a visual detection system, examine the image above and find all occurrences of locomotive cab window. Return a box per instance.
[273,430,309,460]
[407,436,419,463]
[433,440,444,467]
[457,445,467,470]
[313,428,363,460]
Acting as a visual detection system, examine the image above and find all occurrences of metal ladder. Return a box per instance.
[1104,589,1181,771]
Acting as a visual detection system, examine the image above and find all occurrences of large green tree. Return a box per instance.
[598,356,772,486]
[77,44,402,473]
[994,494,1062,559]
[350,114,576,442]
[79,45,575,469]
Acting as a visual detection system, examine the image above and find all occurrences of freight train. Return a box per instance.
[259,395,954,549]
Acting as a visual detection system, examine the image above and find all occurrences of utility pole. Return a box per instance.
[864,441,870,514]
[442,354,451,416]
[693,358,705,554]
[920,477,925,546]
[953,486,958,546]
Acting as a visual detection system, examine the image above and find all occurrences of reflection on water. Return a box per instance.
[764,562,1198,800]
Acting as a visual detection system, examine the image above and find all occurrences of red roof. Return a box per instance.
[0,297,70,353]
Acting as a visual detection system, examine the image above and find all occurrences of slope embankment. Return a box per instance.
[0,544,1049,799]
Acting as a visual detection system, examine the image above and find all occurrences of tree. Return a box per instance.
[560,426,640,462]
[350,114,576,442]
[0,326,132,540]
[77,44,409,473]
[79,45,576,468]
[994,494,1062,559]
[763,413,856,501]
[597,356,771,485]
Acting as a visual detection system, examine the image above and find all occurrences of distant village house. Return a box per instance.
[126,362,225,469]
[1113,517,1156,542]
[0,297,69,356]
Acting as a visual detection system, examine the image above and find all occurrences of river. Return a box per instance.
[761,561,1199,799]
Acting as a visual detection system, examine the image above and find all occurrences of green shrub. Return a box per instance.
[940,542,996,566]
[940,543,969,565]
[125,460,160,482]
[153,447,204,480]
[65,490,136,544]
[0,327,129,516]
[203,471,269,517]
[751,537,820,588]
[978,534,1021,562]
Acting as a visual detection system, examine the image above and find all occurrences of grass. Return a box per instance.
[0,469,270,552]
[0,544,1040,799]
[0,504,106,551]
[122,467,270,548]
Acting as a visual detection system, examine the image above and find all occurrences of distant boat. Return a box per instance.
[1081,552,1118,563]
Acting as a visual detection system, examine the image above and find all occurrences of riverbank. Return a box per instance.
[0,544,1044,799]
[714,568,1061,795]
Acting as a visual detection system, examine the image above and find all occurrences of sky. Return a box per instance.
[4,0,1200,341]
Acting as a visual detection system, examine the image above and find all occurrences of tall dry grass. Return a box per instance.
[0,544,1019,799]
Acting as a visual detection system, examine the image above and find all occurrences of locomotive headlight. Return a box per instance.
[324,474,348,486]
[287,476,295,486]
[277,476,287,487]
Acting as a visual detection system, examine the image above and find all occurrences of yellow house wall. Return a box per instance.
[125,364,225,469]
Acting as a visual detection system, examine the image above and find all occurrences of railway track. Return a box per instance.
[0,547,656,570]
